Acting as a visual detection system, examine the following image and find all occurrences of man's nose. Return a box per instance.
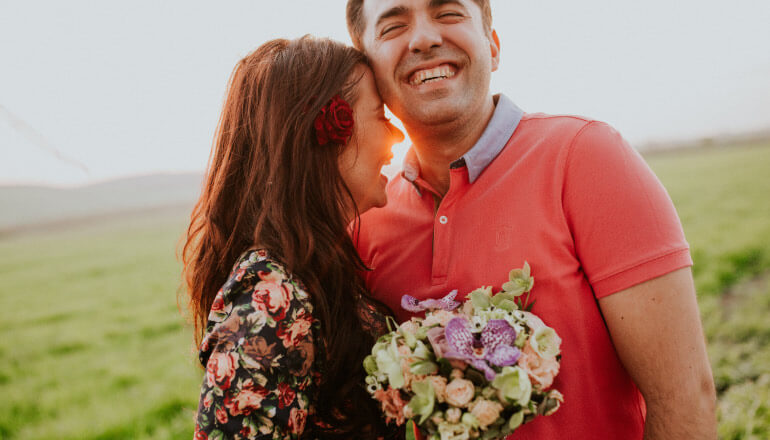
[408,18,442,53]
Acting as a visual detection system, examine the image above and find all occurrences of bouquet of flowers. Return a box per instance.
[364,263,563,440]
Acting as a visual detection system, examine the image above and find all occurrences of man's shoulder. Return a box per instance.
[519,112,603,136]
[513,113,625,157]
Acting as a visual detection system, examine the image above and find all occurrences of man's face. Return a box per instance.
[359,0,499,128]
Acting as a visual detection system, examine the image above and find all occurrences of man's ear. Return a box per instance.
[489,29,501,72]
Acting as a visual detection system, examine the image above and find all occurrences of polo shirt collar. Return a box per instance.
[402,93,523,185]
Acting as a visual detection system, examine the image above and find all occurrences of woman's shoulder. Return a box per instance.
[208,249,313,321]
[199,249,319,364]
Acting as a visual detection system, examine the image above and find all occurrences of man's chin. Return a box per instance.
[405,105,465,127]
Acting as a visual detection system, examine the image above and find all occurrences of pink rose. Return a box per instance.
[252,275,291,320]
[234,267,247,281]
[224,379,270,416]
[277,382,297,409]
[426,326,449,359]
[278,310,314,348]
[239,425,254,438]
[445,407,461,423]
[194,427,208,440]
[211,292,226,313]
[428,376,448,403]
[517,342,560,389]
[373,387,409,425]
[288,408,308,434]
[206,351,238,390]
[469,399,504,429]
[202,393,213,409]
[215,407,228,424]
[445,378,475,408]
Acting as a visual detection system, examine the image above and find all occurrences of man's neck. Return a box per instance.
[406,95,496,197]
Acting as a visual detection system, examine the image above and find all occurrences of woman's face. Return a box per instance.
[338,66,405,216]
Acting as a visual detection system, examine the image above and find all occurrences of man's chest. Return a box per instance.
[363,184,585,323]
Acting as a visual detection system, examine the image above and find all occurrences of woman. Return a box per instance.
[182,36,404,439]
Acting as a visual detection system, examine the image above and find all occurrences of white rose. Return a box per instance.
[531,327,562,358]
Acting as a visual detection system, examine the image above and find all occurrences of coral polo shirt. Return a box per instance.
[355,94,692,439]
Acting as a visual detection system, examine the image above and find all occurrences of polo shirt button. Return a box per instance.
[438,215,448,225]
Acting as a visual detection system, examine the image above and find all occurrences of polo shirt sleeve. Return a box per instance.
[562,121,692,298]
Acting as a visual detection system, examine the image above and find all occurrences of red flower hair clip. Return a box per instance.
[314,95,354,146]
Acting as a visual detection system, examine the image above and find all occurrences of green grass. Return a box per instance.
[646,141,770,439]
[645,142,770,296]
[0,212,201,439]
[0,141,768,439]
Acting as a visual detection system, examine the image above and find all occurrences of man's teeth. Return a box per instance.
[410,65,456,85]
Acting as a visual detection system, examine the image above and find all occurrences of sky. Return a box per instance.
[1,0,769,186]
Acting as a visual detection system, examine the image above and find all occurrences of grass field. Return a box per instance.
[1,141,769,439]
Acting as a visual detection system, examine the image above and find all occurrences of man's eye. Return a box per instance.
[381,24,404,36]
[438,12,462,19]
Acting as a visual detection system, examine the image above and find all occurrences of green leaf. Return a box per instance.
[437,357,453,377]
[508,410,525,430]
[402,325,418,348]
[410,360,439,375]
[481,427,501,439]
[363,355,378,375]
[386,316,399,333]
[501,281,526,296]
[406,420,417,440]
[491,291,517,306]
[464,367,486,386]
[496,298,518,311]
[408,379,436,424]
[412,340,430,360]
[469,288,492,310]
[209,430,224,440]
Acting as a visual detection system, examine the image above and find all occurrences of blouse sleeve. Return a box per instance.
[194,258,318,440]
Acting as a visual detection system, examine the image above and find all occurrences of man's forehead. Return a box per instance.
[362,0,469,30]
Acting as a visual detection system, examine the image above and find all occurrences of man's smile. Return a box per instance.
[408,63,458,86]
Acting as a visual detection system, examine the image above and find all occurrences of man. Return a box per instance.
[346,0,717,439]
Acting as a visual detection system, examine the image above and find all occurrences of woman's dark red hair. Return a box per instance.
[182,36,391,437]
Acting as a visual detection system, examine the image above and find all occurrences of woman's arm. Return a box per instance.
[195,258,318,439]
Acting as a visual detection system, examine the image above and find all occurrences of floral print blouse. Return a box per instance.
[194,249,389,439]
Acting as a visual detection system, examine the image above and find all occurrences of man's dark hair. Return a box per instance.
[346,0,492,49]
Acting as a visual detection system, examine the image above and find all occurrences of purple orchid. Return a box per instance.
[401,290,461,313]
[443,317,521,381]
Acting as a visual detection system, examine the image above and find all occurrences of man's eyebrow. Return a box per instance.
[428,0,466,10]
[375,6,409,29]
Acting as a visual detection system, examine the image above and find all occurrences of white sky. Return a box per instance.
[1,0,769,186]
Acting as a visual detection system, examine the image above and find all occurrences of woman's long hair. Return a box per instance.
[182,36,389,437]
